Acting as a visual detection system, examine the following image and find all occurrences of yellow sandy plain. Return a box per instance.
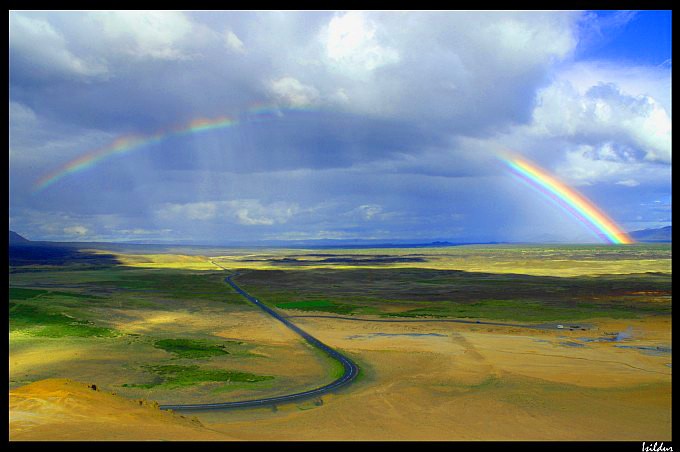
[196,315,671,440]
[89,246,672,276]
[9,379,232,440]
[9,312,671,440]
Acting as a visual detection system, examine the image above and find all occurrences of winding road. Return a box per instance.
[158,271,359,412]
[159,265,587,412]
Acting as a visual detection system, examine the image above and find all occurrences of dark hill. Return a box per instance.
[629,226,672,243]
[8,231,121,267]
[9,231,30,245]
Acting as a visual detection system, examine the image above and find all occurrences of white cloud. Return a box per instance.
[268,230,353,241]
[9,101,37,124]
[268,77,320,107]
[228,200,298,225]
[531,79,671,163]
[555,144,670,187]
[117,228,172,235]
[330,88,350,105]
[320,11,400,77]
[224,29,245,53]
[481,15,576,63]
[91,11,194,60]
[155,199,298,226]
[156,201,217,221]
[558,61,671,111]
[343,203,403,223]
[63,225,88,236]
[358,204,382,220]
[9,207,178,242]
[307,11,581,121]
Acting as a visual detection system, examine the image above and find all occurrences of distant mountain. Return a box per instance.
[9,231,31,245]
[629,226,672,243]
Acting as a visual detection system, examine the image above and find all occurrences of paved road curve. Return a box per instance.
[159,272,359,412]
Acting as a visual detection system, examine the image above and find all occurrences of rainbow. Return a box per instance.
[499,151,634,244]
[33,104,307,191]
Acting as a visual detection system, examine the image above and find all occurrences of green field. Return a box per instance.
[10,244,671,328]
[122,364,274,389]
[9,265,282,401]
[236,266,671,322]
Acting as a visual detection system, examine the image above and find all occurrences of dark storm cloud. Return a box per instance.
[9,11,671,243]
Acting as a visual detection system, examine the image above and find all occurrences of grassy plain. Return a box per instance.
[9,265,336,407]
[9,243,672,440]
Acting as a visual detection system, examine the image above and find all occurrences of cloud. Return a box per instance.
[531,78,671,164]
[116,228,173,236]
[229,200,299,226]
[155,199,298,226]
[318,11,581,128]
[8,11,672,243]
[91,11,194,60]
[267,229,354,241]
[268,77,320,107]
[224,29,245,53]
[357,204,383,220]
[9,103,118,174]
[10,13,108,80]
[63,225,88,236]
[8,207,149,241]
[554,143,670,187]
[320,11,400,77]
[558,61,671,110]
[9,101,37,124]
[156,202,218,221]
[482,14,576,62]
[577,10,638,51]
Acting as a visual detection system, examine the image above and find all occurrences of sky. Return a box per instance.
[9,10,672,244]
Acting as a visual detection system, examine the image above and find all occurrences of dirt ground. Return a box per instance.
[194,315,671,440]
[9,379,232,440]
[11,313,670,440]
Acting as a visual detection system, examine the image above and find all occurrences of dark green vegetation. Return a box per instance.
[10,265,279,395]
[9,279,118,338]
[9,266,248,308]
[9,303,118,338]
[9,244,672,326]
[122,364,273,389]
[9,266,252,342]
[154,338,236,359]
[274,299,358,315]
[9,287,49,299]
[383,299,642,321]
[237,267,671,322]
[9,287,100,300]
